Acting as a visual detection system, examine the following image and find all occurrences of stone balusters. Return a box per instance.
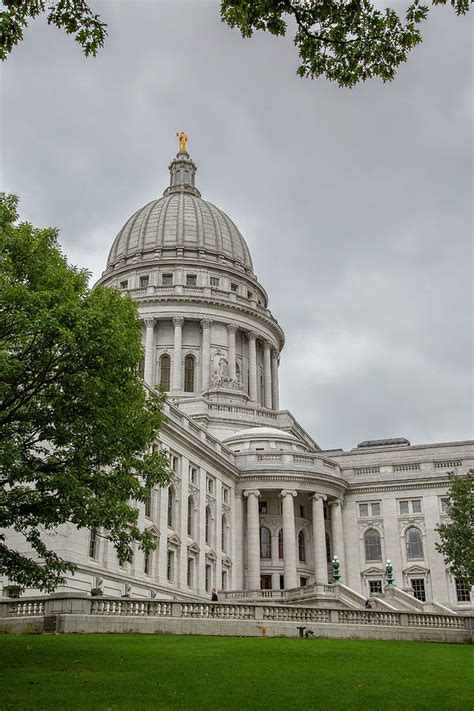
[143,317,156,387]
[172,316,184,391]
[311,494,328,584]
[244,490,260,589]
[280,490,298,589]
[200,319,212,391]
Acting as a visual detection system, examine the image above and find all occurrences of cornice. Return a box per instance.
[348,478,451,495]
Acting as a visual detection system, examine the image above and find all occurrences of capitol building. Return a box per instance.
[6,141,473,613]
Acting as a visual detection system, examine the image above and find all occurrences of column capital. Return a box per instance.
[280,489,297,499]
[329,498,344,508]
[311,493,327,503]
[227,323,238,334]
[271,349,280,360]
[247,331,257,342]
[243,489,260,499]
[143,317,156,328]
[173,316,184,327]
[263,340,273,351]
[200,318,213,329]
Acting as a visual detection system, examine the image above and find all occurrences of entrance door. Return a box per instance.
[260,575,272,590]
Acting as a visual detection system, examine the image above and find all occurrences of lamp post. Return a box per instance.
[385,559,395,588]
[332,555,341,584]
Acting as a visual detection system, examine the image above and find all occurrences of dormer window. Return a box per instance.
[210,277,220,287]
[230,283,238,293]
[186,274,197,287]
[162,273,173,286]
[140,275,149,288]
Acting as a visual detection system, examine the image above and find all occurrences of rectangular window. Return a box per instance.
[144,488,152,519]
[279,575,285,590]
[205,564,212,592]
[358,503,369,517]
[187,558,194,588]
[139,275,149,288]
[247,291,253,299]
[411,499,422,514]
[206,477,214,494]
[258,501,267,514]
[210,276,220,287]
[222,569,228,590]
[411,578,426,602]
[119,280,128,290]
[88,529,98,559]
[171,455,179,474]
[299,505,305,518]
[186,273,197,287]
[455,580,471,602]
[167,550,174,582]
[358,502,381,517]
[369,580,383,594]
[440,498,449,513]
[371,502,381,516]
[189,466,197,484]
[399,500,410,515]
[144,551,150,575]
[230,283,238,293]
[162,273,173,286]
[399,499,423,515]
[223,487,229,504]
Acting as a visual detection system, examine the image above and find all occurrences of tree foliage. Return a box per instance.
[435,471,474,587]
[0,194,170,592]
[0,0,470,87]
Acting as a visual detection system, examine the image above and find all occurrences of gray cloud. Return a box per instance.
[1,1,472,450]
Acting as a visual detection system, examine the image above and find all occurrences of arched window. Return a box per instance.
[221,514,228,552]
[298,530,306,562]
[260,526,271,559]
[160,354,171,391]
[167,487,175,529]
[406,527,423,559]
[325,533,331,562]
[205,505,212,545]
[187,496,194,537]
[278,529,284,559]
[364,530,382,562]
[184,354,195,392]
[236,361,241,382]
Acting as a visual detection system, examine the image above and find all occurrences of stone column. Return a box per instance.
[330,499,345,578]
[227,324,238,380]
[172,316,184,392]
[311,494,328,583]
[244,490,260,590]
[263,341,272,409]
[280,490,298,589]
[233,492,244,589]
[143,317,156,387]
[200,319,212,391]
[271,350,280,410]
[248,332,258,402]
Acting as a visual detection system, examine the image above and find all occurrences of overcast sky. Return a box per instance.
[1,1,472,450]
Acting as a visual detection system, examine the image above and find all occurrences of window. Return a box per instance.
[205,506,212,544]
[119,280,128,290]
[167,550,174,582]
[325,533,331,562]
[189,466,197,484]
[223,487,229,504]
[299,505,305,518]
[358,502,381,518]
[144,551,151,575]
[205,564,212,592]
[184,354,195,392]
[221,515,228,552]
[187,558,194,588]
[167,487,175,528]
[455,580,471,602]
[440,498,449,513]
[300,577,308,587]
[145,488,152,519]
[278,529,284,559]
[139,275,149,288]
[206,477,214,494]
[369,580,383,594]
[230,282,238,293]
[222,569,228,590]
[279,574,285,590]
[236,362,241,382]
[298,531,306,562]
[159,354,171,391]
[162,273,173,286]
[187,496,194,537]
[259,501,267,514]
[411,578,426,601]
[406,527,423,559]
[364,530,382,562]
[399,499,422,515]
[171,455,179,474]
[210,276,220,287]
[88,529,98,559]
[247,290,253,299]
[260,527,271,559]
[186,273,197,287]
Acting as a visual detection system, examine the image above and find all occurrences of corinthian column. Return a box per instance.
[227,324,238,380]
[200,319,212,391]
[280,490,298,589]
[172,316,184,391]
[271,350,280,410]
[263,341,272,409]
[330,499,345,579]
[248,332,258,402]
[233,492,244,590]
[143,317,156,387]
[244,490,260,590]
[311,494,328,583]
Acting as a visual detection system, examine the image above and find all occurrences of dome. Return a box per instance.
[106,147,253,272]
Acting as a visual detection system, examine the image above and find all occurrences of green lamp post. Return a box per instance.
[385,559,395,589]
[332,555,341,584]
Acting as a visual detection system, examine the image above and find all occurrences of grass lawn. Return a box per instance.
[0,634,472,710]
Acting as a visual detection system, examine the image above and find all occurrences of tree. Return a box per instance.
[436,471,474,587]
[0,0,470,87]
[0,193,170,592]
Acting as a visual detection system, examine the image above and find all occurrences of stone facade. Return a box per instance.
[2,147,472,613]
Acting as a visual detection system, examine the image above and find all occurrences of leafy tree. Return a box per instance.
[436,471,474,587]
[0,193,170,592]
[0,0,470,87]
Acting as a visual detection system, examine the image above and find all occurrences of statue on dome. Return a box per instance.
[176,131,188,153]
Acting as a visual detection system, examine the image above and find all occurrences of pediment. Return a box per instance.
[361,566,385,576]
[403,564,430,575]
[168,534,181,547]
[206,549,217,562]
[145,525,160,539]
[222,556,233,568]
[188,542,200,555]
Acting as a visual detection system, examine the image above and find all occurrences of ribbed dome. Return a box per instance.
[106,193,253,271]
[106,146,253,271]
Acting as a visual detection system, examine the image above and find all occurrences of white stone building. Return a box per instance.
[4,146,473,612]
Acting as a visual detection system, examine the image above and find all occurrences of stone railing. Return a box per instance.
[4,599,46,616]
[220,589,286,601]
[90,599,171,617]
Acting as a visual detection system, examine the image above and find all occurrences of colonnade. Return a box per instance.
[241,490,345,590]
[142,316,280,408]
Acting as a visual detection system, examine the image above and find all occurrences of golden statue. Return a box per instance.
[176,131,188,153]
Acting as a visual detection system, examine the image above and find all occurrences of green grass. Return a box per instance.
[0,635,472,710]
